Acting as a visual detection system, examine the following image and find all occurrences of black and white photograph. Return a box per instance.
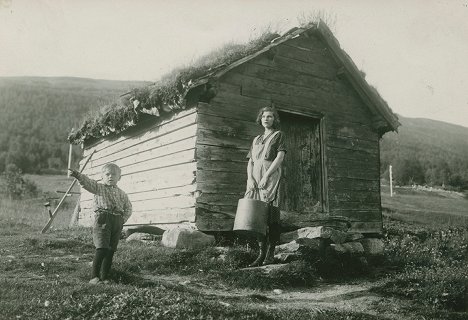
[1,0,468,318]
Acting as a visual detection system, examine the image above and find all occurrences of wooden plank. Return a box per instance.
[195,208,234,231]
[330,210,381,222]
[326,146,379,159]
[327,134,378,151]
[329,190,380,203]
[238,58,336,93]
[327,165,380,181]
[82,195,196,212]
[83,109,197,158]
[220,73,371,124]
[81,184,196,202]
[329,200,381,211]
[197,128,252,149]
[197,113,259,138]
[197,193,241,207]
[196,203,237,217]
[196,144,250,162]
[196,160,246,173]
[86,148,196,177]
[328,177,379,192]
[89,131,197,169]
[126,207,196,225]
[196,170,245,184]
[196,182,245,194]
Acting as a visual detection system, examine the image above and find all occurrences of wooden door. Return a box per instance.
[279,112,322,213]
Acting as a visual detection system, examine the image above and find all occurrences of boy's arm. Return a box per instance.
[69,170,100,194]
[122,195,132,224]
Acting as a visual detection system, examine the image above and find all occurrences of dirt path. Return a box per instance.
[141,272,404,319]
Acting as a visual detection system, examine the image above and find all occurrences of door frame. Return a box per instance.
[277,108,329,213]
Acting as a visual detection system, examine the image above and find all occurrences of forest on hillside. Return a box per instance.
[0,77,467,190]
[380,117,468,190]
[0,77,148,174]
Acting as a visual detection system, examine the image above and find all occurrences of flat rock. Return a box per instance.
[126,232,160,242]
[161,228,215,249]
[275,252,302,263]
[280,226,348,244]
[123,225,165,238]
[328,242,364,255]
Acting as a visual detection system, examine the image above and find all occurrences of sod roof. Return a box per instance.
[68,21,399,145]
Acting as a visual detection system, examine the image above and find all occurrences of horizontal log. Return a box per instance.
[196,203,237,217]
[326,146,379,159]
[197,193,241,207]
[329,209,381,221]
[328,177,379,192]
[329,200,381,211]
[196,113,259,138]
[329,190,380,203]
[83,109,197,158]
[327,134,378,151]
[196,169,246,184]
[195,208,234,231]
[196,182,246,194]
[196,160,246,173]
[237,59,336,93]
[197,128,252,149]
[196,144,250,162]
[327,165,380,180]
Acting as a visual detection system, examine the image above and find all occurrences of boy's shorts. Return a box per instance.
[93,211,124,251]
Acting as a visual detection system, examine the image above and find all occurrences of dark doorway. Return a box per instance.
[279,111,323,214]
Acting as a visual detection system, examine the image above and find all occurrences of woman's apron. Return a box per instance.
[244,131,281,207]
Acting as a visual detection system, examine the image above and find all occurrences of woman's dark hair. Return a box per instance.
[255,106,280,129]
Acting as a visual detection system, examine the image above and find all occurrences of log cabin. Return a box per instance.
[69,21,400,234]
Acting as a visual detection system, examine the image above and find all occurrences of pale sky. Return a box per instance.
[1,0,468,128]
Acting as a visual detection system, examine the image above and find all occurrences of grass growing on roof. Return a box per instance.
[68,29,283,144]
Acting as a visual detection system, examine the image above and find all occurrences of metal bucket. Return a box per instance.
[233,198,269,236]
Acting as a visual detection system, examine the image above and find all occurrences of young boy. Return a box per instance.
[69,163,132,284]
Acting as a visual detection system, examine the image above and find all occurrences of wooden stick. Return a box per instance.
[67,144,73,178]
[41,150,96,233]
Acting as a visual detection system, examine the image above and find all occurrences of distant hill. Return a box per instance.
[0,77,149,173]
[380,115,468,189]
[0,77,467,189]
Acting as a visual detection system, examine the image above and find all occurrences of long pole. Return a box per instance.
[67,144,73,178]
[41,150,96,233]
[389,165,393,197]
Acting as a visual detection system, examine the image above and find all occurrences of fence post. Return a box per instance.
[389,165,393,197]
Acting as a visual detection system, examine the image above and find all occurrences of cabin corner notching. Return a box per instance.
[76,22,399,234]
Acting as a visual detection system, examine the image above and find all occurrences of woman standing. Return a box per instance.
[245,106,286,266]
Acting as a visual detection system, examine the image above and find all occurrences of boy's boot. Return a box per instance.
[262,243,276,265]
[248,241,267,267]
[90,248,106,284]
[101,249,115,283]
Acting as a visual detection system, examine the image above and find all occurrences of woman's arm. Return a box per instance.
[258,151,285,189]
[246,158,256,190]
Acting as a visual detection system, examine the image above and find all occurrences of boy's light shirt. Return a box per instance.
[75,173,132,223]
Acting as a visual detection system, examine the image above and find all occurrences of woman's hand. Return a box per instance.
[247,178,257,191]
[258,175,269,189]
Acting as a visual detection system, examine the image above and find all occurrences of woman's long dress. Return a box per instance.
[245,130,286,205]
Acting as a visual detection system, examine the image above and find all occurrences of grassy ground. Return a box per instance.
[2,178,468,319]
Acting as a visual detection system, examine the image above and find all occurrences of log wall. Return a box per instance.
[78,109,198,227]
[196,33,382,233]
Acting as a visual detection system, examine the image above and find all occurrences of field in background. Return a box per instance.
[381,185,468,227]
[0,174,80,232]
